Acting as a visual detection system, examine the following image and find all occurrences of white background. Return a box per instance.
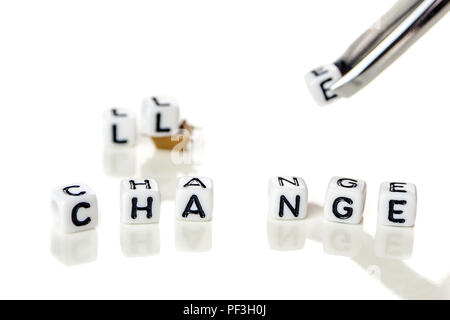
[0,0,449,299]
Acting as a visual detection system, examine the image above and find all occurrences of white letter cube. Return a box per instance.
[305,64,341,106]
[102,108,136,147]
[140,96,180,137]
[175,177,213,221]
[120,179,161,224]
[268,177,308,220]
[378,182,417,227]
[51,184,98,233]
[324,177,366,225]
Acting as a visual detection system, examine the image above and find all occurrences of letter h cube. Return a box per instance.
[120,179,161,224]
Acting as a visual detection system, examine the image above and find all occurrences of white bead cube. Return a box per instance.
[378,182,417,227]
[102,108,136,146]
[268,177,308,220]
[175,177,213,221]
[324,177,366,225]
[140,96,180,137]
[305,64,342,106]
[51,184,98,233]
[120,179,161,224]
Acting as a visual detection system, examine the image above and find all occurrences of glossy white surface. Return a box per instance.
[0,0,448,299]
[51,229,98,266]
[120,224,160,257]
[375,225,414,260]
[175,221,212,252]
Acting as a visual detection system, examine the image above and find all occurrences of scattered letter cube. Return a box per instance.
[305,64,342,106]
[140,96,180,137]
[378,182,417,227]
[120,179,161,224]
[51,184,99,233]
[103,108,136,146]
[268,177,308,220]
[324,176,366,224]
[175,177,213,221]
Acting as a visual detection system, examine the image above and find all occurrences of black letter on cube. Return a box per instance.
[279,195,301,218]
[131,197,153,219]
[72,202,92,227]
[332,197,353,219]
[388,200,407,223]
[182,195,206,218]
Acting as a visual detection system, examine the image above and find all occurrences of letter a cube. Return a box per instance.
[175,177,213,221]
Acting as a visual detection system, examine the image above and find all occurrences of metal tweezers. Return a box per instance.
[331,0,449,98]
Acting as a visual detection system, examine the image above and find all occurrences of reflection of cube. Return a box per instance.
[175,221,212,252]
[268,177,308,220]
[323,221,363,257]
[103,147,136,177]
[102,108,136,147]
[267,219,306,251]
[375,225,414,260]
[51,229,98,266]
[175,177,213,221]
[378,182,417,227]
[324,177,366,225]
[305,64,341,106]
[51,184,98,233]
[140,96,180,137]
[120,224,160,257]
[120,179,161,224]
